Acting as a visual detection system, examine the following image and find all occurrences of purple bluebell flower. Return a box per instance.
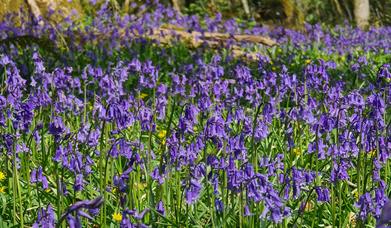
[59,196,104,227]
[356,193,374,220]
[315,187,330,202]
[244,204,253,216]
[33,204,55,228]
[48,116,68,138]
[377,200,391,228]
[151,167,165,185]
[30,167,49,189]
[74,174,84,192]
[215,199,224,212]
[185,179,202,204]
[156,201,165,216]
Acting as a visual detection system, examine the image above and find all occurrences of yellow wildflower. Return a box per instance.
[272,66,277,71]
[354,191,359,200]
[304,201,313,212]
[0,186,5,193]
[112,212,123,222]
[158,130,167,139]
[292,148,301,156]
[0,171,5,181]
[368,150,376,157]
[348,212,356,226]
[139,93,148,99]
[305,59,311,64]
[134,182,147,190]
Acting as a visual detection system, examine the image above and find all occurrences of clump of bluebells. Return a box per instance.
[0,2,390,228]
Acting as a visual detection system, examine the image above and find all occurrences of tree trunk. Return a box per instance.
[123,0,130,13]
[26,0,42,20]
[354,0,370,29]
[172,0,182,14]
[241,0,250,17]
[332,0,344,18]
[282,0,304,28]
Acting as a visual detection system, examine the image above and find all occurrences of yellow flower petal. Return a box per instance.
[368,149,376,157]
[139,93,148,99]
[158,130,167,139]
[292,148,301,156]
[112,212,122,222]
[0,171,5,182]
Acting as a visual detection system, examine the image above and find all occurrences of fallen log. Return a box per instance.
[99,24,277,60]
[156,24,277,47]
[138,25,277,60]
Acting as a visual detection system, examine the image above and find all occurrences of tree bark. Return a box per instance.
[123,0,130,13]
[26,0,43,24]
[282,0,304,28]
[172,0,182,14]
[354,0,370,29]
[332,0,344,18]
[241,0,250,17]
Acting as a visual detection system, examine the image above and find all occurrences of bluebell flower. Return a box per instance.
[33,204,55,228]
[185,179,202,204]
[156,201,165,216]
[377,200,391,228]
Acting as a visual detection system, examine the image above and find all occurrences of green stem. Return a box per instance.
[13,141,24,227]
[251,102,263,172]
